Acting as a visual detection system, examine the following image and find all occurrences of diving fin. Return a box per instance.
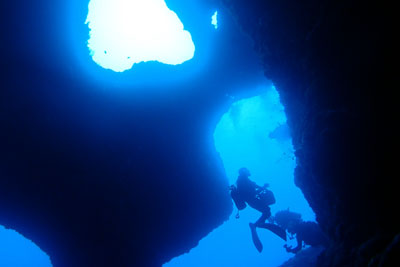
[249,223,263,253]
[259,223,287,241]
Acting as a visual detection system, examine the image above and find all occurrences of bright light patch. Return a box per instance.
[211,11,218,29]
[0,225,53,266]
[164,85,315,267]
[86,0,195,72]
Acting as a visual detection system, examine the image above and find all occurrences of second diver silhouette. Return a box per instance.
[272,209,329,253]
[229,168,286,252]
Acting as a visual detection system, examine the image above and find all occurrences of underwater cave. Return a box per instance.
[0,0,396,267]
[164,86,315,267]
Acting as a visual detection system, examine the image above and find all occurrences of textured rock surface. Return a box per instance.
[221,0,397,265]
[279,247,325,267]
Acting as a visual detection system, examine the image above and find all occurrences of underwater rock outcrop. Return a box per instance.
[279,247,325,267]
[1,2,234,266]
[221,0,397,265]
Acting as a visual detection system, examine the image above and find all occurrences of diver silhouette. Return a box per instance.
[272,210,329,254]
[229,167,286,252]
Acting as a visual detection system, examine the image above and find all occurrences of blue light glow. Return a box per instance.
[86,0,195,72]
[0,225,53,266]
[164,85,315,267]
[211,11,218,29]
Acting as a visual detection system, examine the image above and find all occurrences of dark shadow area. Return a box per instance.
[222,0,397,265]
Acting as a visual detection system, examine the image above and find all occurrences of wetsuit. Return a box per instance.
[236,175,271,225]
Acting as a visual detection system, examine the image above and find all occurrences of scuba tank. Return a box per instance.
[230,185,247,210]
[255,187,276,205]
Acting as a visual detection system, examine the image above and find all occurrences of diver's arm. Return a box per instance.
[255,183,269,193]
[292,236,303,253]
[255,184,263,190]
[285,236,302,254]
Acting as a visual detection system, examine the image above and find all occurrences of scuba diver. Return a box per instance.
[272,209,329,254]
[229,167,286,252]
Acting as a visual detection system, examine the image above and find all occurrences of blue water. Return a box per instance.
[164,85,315,267]
[0,226,52,267]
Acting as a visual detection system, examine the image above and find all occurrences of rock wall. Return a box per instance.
[220,0,397,265]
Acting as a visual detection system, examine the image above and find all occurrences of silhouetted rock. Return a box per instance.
[222,0,395,265]
[279,247,325,267]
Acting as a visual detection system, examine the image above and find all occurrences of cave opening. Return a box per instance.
[0,225,53,267]
[85,0,195,72]
[164,85,315,267]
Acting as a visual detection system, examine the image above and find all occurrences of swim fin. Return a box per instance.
[258,223,287,241]
[249,223,263,253]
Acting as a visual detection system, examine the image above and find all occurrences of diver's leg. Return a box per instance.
[255,212,269,226]
[257,223,287,241]
[255,207,271,226]
[249,223,263,252]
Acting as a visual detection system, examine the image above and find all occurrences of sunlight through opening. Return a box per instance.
[86,0,195,72]
[164,85,315,267]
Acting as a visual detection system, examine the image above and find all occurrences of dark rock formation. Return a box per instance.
[221,0,397,265]
[0,67,232,266]
[0,1,242,266]
[279,247,325,267]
